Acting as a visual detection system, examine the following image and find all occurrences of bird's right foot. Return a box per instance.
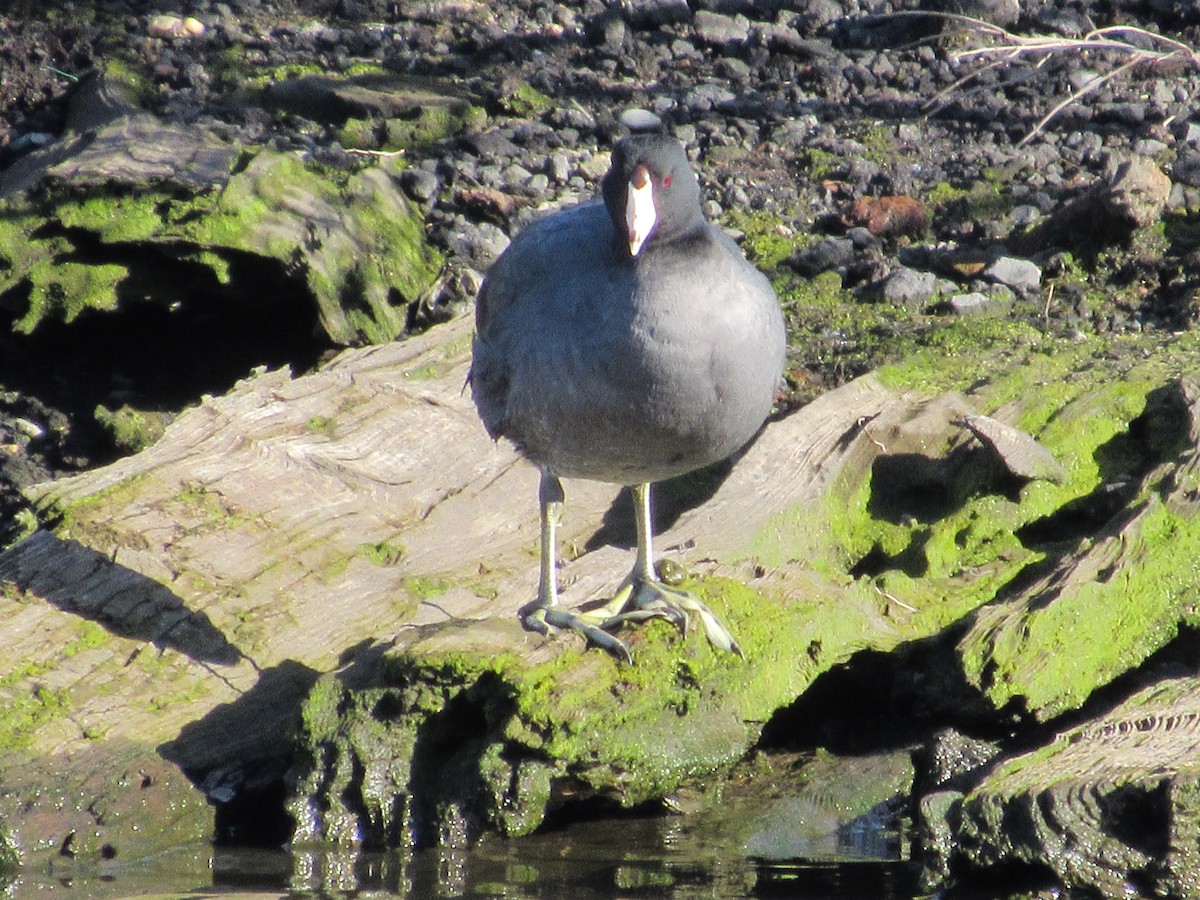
[520,601,634,664]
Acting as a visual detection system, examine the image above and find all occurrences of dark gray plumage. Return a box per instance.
[471,134,786,661]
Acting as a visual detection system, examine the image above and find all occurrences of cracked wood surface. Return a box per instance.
[955,673,1200,896]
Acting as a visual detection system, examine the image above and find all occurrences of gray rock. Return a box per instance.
[1014,156,1171,252]
[949,292,1010,317]
[847,157,881,184]
[1105,103,1146,127]
[1134,138,1168,157]
[620,0,690,27]
[477,163,503,187]
[928,0,1018,26]
[590,10,626,47]
[619,107,663,132]
[882,267,938,307]
[1010,204,1041,228]
[1068,68,1103,93]
[983,256,1041,292]
[692,10,750,47]
[790,236,854,276]
[1167,181,1189,211]
[684,81,738,113]
[752,23,804,54]
[846,227,879,250]
[444,218,511,268]
[1173,148,1200,188]
[717,57,752,82]
[501,163,535,187]
[794,0,844,35]
[400,168,440,203]
[549,105,596,133]
[547,152,571,183]
[577,151,611,181]
[650,95,676,115]
[672,123,697,147]
[463,129,520,159]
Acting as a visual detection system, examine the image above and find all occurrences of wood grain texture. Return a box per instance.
[5,314,1199,884]
[954,674,1200,896]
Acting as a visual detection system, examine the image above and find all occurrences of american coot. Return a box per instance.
[471,134,786,662]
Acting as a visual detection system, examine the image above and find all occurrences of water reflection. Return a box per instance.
[1,806,915,899]
[279,811,916,899]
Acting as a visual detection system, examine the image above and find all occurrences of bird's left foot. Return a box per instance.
[596,573,743,657]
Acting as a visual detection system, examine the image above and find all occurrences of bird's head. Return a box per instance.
[602,135,703,258]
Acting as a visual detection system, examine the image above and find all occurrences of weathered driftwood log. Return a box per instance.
[1,313,1199,890]
[954,375,1200,722]
[0,311,961,865]
[914,373,1200,896]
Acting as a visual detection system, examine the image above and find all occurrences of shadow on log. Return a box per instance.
[0,530,242,666]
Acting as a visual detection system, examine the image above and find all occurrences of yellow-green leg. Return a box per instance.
[520,473,634,663]
[591,483,743,657]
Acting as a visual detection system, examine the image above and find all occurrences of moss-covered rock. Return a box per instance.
[0,72,443,347]
[260,70,484,154]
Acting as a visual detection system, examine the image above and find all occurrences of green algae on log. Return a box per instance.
[0,311,1004,862]
[954,375,1200,723]
[0,71,442,346]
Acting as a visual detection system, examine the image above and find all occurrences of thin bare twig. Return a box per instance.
[921,56,1009,115]
[1017,54,1145,147]
[894,11,1200,144]
[343,147,406,158]
[954,24,1199,69]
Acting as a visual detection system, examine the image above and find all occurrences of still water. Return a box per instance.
[1,807,916,899]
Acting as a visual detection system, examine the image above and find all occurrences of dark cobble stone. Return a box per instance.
[791,236,855,276]
[1172,148,1200,188]
[692,10,751,48]
[462,130,520,159]
[621,0,691,27]
[400,168,440,204]
[794,0,848,36]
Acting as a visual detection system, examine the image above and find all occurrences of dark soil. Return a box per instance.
[0,16,97,145]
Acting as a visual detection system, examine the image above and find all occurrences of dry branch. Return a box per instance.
[904,12,1200,145]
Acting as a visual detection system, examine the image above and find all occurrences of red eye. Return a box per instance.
[663,174,673,187]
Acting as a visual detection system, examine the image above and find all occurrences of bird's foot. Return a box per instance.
[519,574,741,663]
[598,575,743,658]
[520,600,634,664]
